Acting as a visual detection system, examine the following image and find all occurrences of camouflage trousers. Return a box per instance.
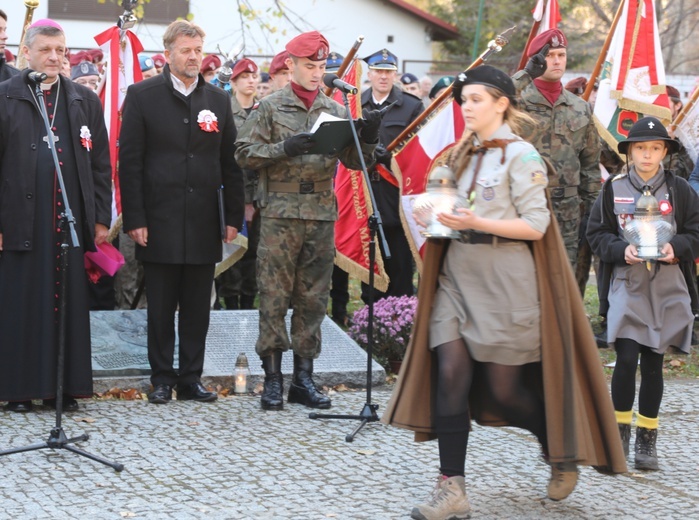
[255,217,335,359]
[557,217,580,269]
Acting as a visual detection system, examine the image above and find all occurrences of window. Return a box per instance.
[49,0,189,25]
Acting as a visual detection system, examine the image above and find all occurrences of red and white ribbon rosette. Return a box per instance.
[80,125,92,151]
[659,199,672,216]
[197,109,219,133]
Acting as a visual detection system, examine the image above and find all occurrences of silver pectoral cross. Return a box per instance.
[43,134,59,147]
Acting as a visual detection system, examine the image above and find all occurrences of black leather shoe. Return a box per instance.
[148,384,172,404]
[43,395,79,412]
[288,355,331,409]
[261,351,284,411]
[4,401,33,413]
[176,382,217,402]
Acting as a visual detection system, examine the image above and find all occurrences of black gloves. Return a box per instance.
[283,132,315,157]
[360,108,382,144]
[374,145,392,168]
[524,44,549,80]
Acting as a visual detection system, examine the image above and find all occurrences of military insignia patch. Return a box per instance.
[531,171,547,185]
[482,187,495,201]
[551,35,560,47]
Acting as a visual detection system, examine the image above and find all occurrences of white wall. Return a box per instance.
[4,0,439,77]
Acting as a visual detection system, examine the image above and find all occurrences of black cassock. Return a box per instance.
[0,83,92,401]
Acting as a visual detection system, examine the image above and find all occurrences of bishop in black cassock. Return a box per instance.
[0,20,111,412]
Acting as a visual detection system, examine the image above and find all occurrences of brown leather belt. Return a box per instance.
[547,186,578,199]
[267,179,333,194]
[459,232,525,245]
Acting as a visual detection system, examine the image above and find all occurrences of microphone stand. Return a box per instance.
[0,75,124,472]
[309,89,391,442]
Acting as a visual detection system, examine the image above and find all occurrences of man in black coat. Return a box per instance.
[0,9,19,83]
[0,19,112,412]
[119,20,244,404]
[330,49,423,324]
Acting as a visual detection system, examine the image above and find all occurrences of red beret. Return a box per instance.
[269,51,289,75]
[564,76,587,95]
[4,49,15,63]
[69,50,91,67]
[152,54,166,68]
[200,54,221,73]
[231,58,259,80]
[285,31,329,61]
[88,48,104,62]
[528,28,567,57]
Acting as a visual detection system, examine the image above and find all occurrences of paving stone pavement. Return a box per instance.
[1,380,698,519]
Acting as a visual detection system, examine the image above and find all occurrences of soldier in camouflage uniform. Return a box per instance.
[235,31,378,411]
[512,28,601,266]
[217,58,261,310]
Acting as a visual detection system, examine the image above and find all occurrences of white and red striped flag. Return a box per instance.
[672,86,699,164]
[94,25,143,233]
[532,0,561,34]
[392,100,465,269]
[593,0,672,153]
[332,59,389,291]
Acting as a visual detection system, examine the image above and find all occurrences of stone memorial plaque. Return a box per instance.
[91,310,385,388]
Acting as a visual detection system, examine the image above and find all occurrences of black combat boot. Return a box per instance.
[260,351,284,411]
[618,423,631,457]
[287,355,331,409]
[634,426,659,470]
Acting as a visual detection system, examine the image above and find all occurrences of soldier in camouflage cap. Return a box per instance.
[512,28,601,268]
[235,31,378,412]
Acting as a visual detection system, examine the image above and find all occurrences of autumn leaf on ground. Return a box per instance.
[119,512,136,518]
[73,417,96,423]
[356,449,376,455]
[121,388,141,400]
[187,421,200,426]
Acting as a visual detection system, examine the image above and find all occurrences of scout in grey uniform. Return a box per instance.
[235,31,378,412]
[587,117,699,472]
[409,66,595,520]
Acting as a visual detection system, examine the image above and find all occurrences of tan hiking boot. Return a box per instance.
[411,475,471,520]
[547,462,578,501]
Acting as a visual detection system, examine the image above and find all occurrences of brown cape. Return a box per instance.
[381,201,627,473]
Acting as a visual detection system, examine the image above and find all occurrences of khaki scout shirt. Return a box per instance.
[234,83,375,221]
[458,124,551,235]
[512,71,601,219]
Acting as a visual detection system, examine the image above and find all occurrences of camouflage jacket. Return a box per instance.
[512,71,601,219]
[235,83,375,221]
[230,95,258,204]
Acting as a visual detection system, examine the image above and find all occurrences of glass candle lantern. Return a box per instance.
[233,353,251,395]
[412,165,469,239]
[622,187,675,260]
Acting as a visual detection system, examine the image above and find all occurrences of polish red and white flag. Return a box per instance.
[392,100,466,269]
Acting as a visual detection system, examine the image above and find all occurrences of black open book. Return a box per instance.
[307,113,354,155]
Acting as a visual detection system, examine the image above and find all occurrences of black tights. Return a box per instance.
[435,339,547,477]
[612,337,664,418]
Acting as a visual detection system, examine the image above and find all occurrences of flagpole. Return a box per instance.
[582,0,625,102]
[323,35,364,96]
[386,26,515,153]
[668,85,699,134]
[517,0,544,71]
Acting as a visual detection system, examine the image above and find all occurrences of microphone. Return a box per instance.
[323,74,358,95]
[23,69,48,84]
[217,45,243,85]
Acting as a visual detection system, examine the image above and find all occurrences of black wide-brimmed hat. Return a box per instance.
[451,65,516,106]
[617,116,679,155]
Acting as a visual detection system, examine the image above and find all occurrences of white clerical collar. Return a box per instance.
[171,73,199,97]
[40,77,59,91]
[372,92,390,105]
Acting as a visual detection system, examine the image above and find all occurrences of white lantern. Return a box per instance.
[233,353,251,395]
[622,187,675,261]
[412,165,469,239]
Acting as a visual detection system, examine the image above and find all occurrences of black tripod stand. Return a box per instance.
[309,89,391,442]
[0,71,123,472]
